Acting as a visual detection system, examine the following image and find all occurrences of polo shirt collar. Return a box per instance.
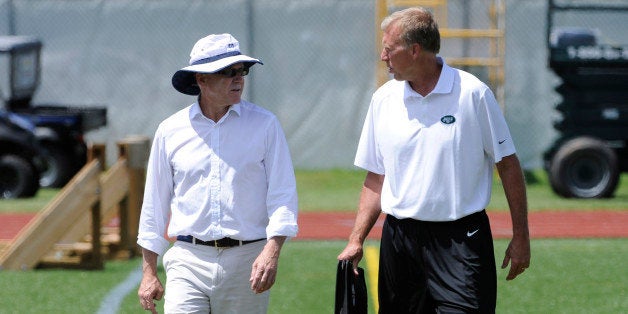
[403,56,454,100]
[432,57,454,94]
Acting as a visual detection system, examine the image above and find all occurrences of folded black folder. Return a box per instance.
[335,260,368,314]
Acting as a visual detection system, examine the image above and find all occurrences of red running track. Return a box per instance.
[293,211,628,240]
[1,211,627,241]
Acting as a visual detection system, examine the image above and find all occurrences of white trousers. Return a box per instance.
[162,240,269,314]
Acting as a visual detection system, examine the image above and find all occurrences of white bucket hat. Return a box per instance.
[171,33,263,95]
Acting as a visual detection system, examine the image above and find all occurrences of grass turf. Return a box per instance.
[295,169,628,212]
[1,169,628,214]
[0,170,626,313]
[0,239,626,313]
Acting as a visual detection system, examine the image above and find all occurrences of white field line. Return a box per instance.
[96,264,143,314]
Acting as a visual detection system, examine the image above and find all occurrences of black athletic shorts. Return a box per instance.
[378,210,496,314]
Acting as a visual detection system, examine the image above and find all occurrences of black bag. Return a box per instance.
[335,260,368,314]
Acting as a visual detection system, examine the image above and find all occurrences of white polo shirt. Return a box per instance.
[354,58,516,221]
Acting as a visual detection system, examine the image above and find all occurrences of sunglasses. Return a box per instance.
[215,66,249,78]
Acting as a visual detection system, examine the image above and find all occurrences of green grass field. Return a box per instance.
[294,169,628,212]
[0,239,626,313]
[0,170,627,313]
[2,169,628,214]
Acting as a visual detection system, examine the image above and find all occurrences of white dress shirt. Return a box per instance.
[355,58,516,221]
[137,100,298,256]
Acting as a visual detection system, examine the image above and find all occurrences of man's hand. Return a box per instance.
[337,242,364,276]
[337,171,383,276]
[501,235,531,280]
[138,248,164,313]
[250,237,286,294]
[138,273,164,313]
[496,155,531,281]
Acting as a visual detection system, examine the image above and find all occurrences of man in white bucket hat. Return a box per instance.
[137,33,298,313]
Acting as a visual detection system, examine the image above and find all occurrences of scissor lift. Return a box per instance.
[542,0,628,198]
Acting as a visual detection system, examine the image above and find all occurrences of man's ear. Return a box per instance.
[195,73,205,84]
[411,43,422,57]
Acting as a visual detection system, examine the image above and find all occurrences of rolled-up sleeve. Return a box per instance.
[264,119,298,239]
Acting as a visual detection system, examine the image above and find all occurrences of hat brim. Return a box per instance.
[172,55,263,95]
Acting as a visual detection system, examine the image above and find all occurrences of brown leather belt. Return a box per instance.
[177,235,265,248]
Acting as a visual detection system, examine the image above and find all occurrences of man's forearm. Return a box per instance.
[141,248,159,276]
[349,172,384,245]
[265,236,287,257]
[497,155,529,238]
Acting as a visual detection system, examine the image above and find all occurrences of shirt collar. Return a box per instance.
[403,56,454,100]
[189,101,242,121]
[432,57,454,94]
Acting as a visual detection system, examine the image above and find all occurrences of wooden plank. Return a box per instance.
[0,160,101,270]
[117,137,149,255]
[58,159,129,245]
[100,159,130,211]
[38,256,83,267]
[89,199,103,269]
[121,166,145,254]
[0,241,8,256]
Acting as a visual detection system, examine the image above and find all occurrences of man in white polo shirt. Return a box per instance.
[338,7,530,313]
[137,33,298,313]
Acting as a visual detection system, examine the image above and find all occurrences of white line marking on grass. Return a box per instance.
[97,265,143,314]
[364,245,379,312]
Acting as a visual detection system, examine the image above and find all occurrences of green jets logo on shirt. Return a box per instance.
[440,115,456,124]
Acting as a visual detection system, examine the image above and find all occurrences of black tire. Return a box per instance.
[548,136,619,198]
[0,154,40,199]
[39,143,77,188]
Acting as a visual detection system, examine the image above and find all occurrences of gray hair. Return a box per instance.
[381,7,440,53]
